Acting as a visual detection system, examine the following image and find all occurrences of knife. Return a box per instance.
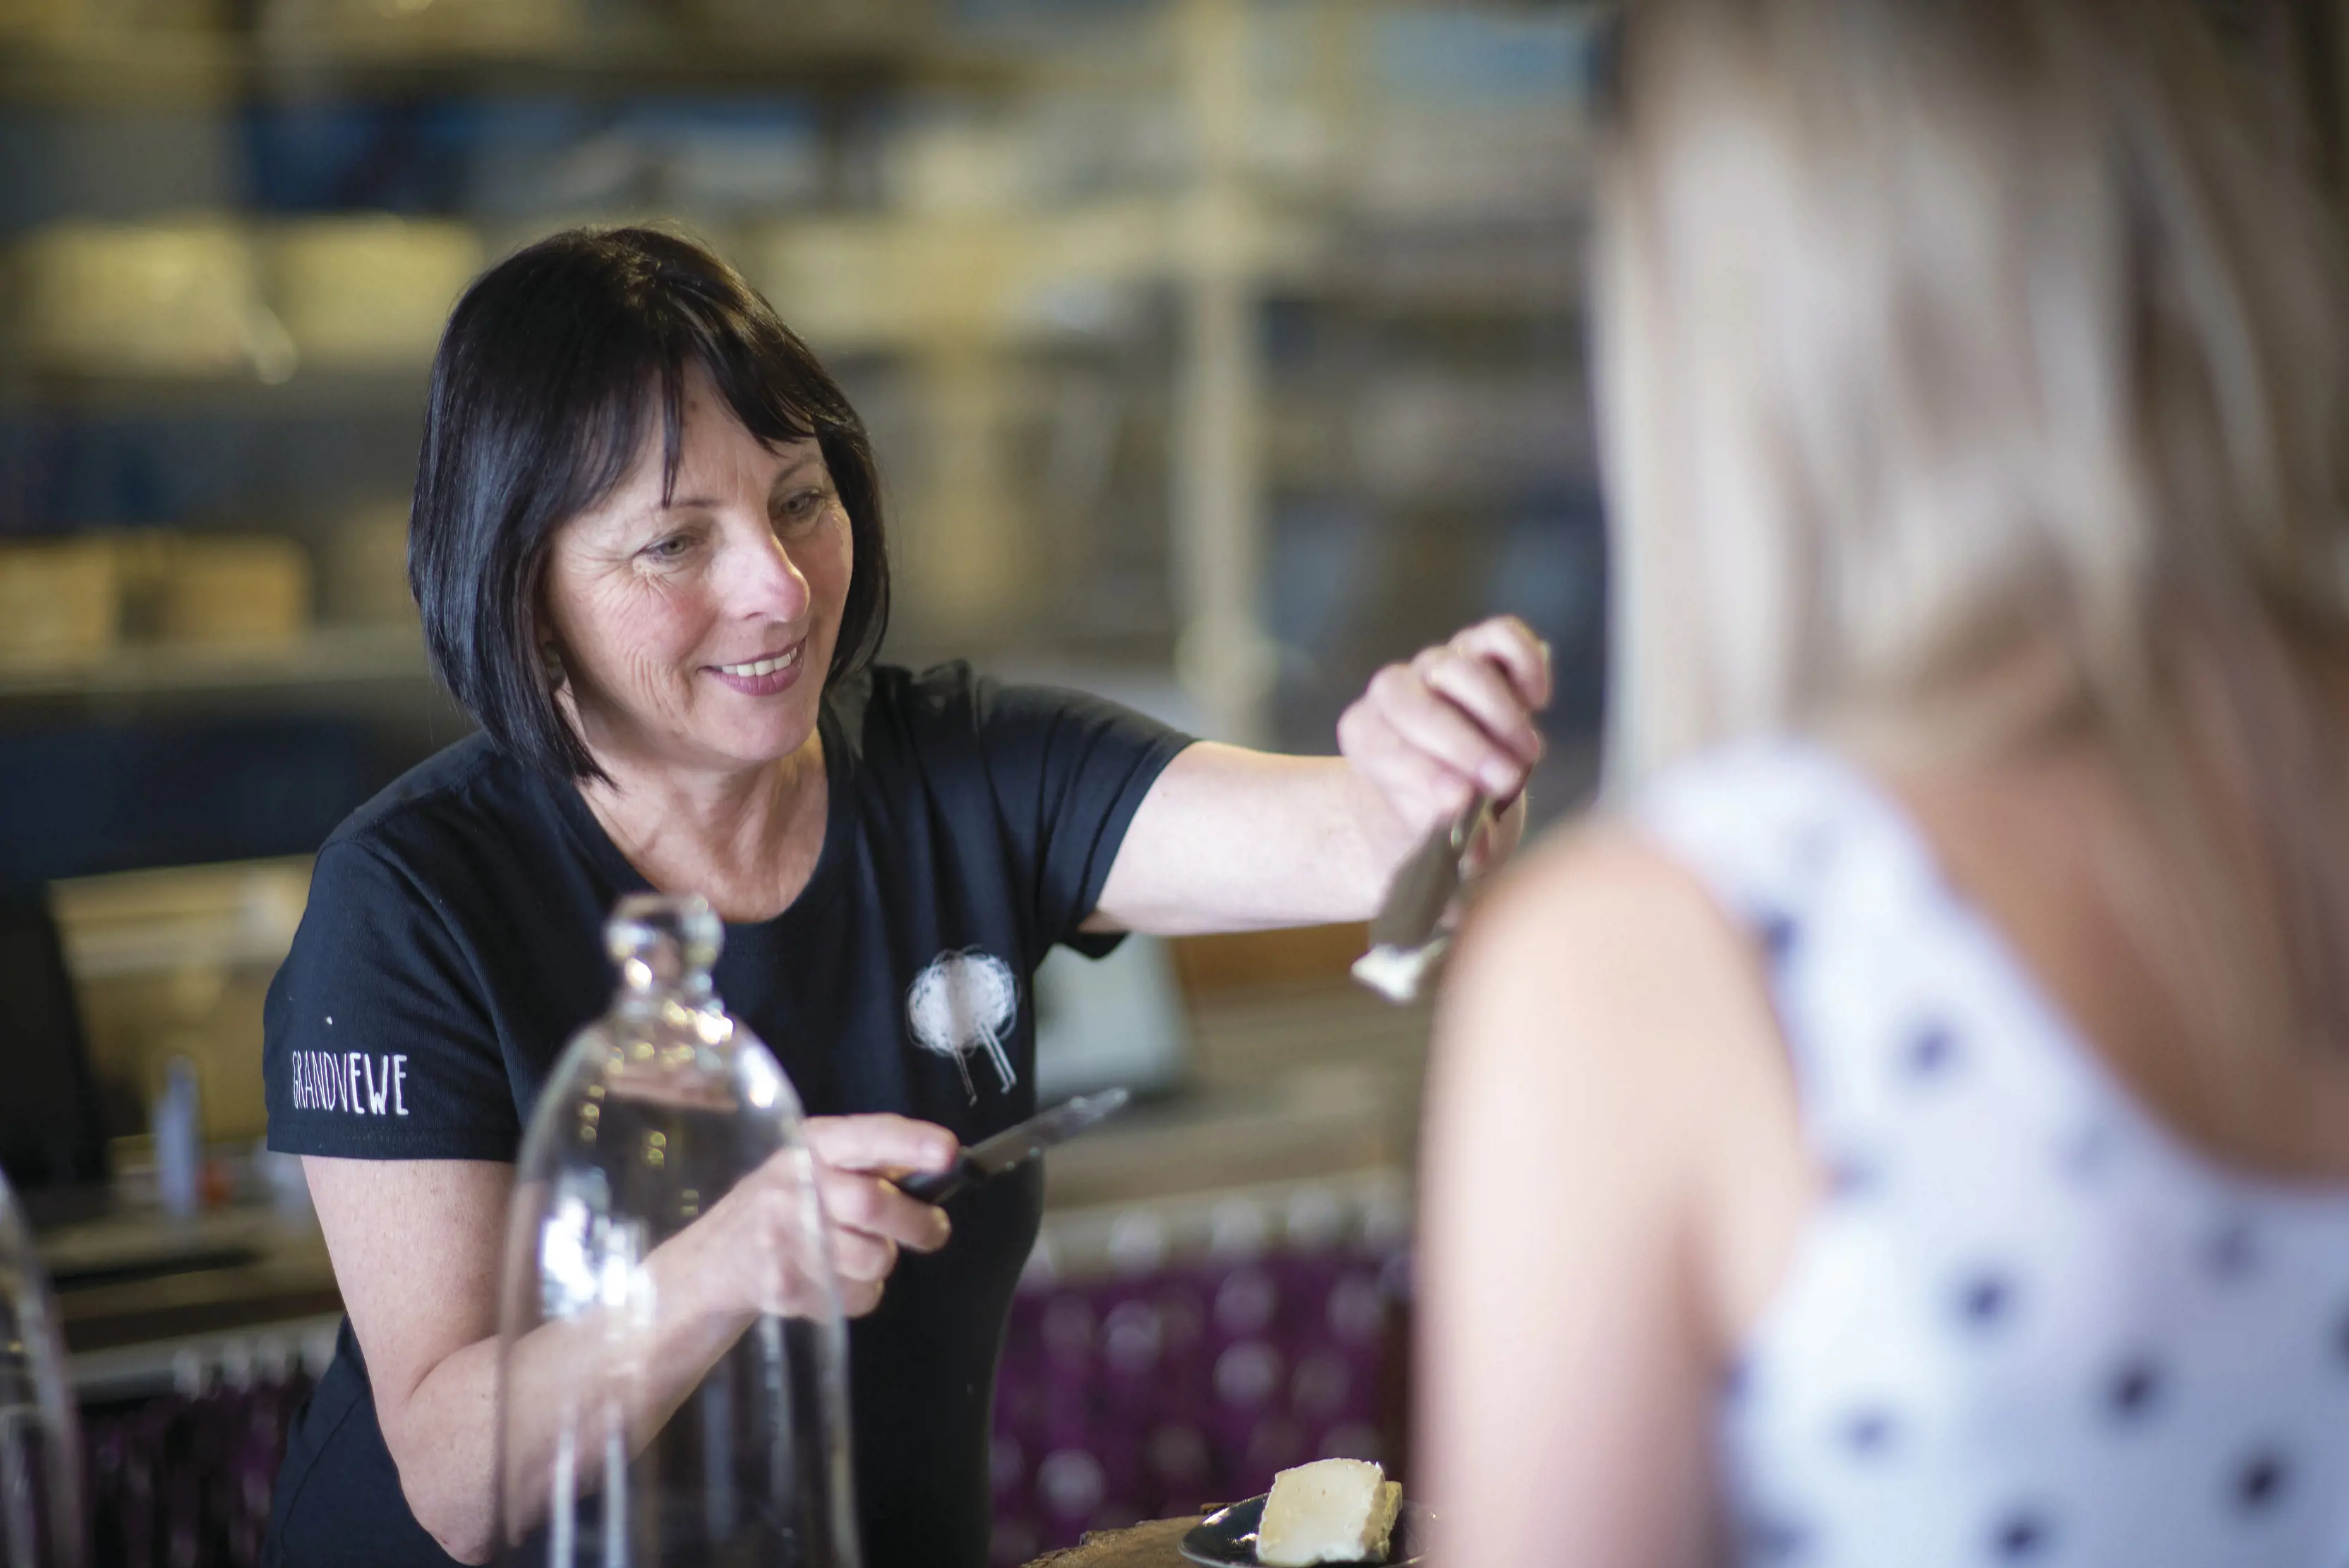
[893,1087,1133,1205]
[1351,794,1490,1005]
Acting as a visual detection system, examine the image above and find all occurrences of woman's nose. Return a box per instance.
[725,521,811,622]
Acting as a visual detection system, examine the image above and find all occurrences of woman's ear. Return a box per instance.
[532,576,565,689]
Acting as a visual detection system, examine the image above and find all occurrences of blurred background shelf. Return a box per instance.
[0,28,1027,107]
[0,0,1619,762]
[0,624,429,701]
[0,366,430,416]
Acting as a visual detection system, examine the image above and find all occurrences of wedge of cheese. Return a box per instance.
[1255,1458,1403,1566]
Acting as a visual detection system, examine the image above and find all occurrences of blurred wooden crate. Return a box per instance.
[322,500,416,626]
[0,0,77,36]
[679,0,933,47]
[269,217,483,370]
[18,217,265,378]
[0,0,221,35]
[258,0,575,50]
[0,539,120,668]
[157,536,310,649]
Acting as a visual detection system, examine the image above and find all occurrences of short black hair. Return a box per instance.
[409,225,889,781]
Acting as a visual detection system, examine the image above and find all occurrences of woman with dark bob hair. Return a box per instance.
[260,225,1550,1568]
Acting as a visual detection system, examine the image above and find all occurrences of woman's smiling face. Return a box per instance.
[541,368,852,779]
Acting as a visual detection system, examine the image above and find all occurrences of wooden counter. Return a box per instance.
[42,1203,340,1368]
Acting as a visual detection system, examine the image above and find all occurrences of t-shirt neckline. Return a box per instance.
[544,699,852,935]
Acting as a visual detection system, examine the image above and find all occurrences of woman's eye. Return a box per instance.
[642,535,694,562]
[777,488,830,526]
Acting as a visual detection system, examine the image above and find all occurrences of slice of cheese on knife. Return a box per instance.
[1255,1458,1404,1566]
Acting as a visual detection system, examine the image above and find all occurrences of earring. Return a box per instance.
[541,643,564,686]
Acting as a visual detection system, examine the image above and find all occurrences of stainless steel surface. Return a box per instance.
[965,1087,1133,1179]
[898,1087,1135,1202]
[1354,795,1487,1003]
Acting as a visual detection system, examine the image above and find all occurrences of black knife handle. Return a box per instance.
[895,1159,977,1205]
[888,1088,1131,1207]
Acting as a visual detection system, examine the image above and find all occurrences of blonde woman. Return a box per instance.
[1416,1,2349,1564]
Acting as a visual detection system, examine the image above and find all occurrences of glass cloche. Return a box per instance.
[495,894,860,1568]
[0,1168,80,1568]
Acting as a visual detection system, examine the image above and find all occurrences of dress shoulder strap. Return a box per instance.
[1633,740,1976,1152]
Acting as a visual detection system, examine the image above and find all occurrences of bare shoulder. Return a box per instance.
[1451,818,1772,1063]
[1417,817,1816,1564]
[1437,816,1814,1341]
[1480,814,1718,923]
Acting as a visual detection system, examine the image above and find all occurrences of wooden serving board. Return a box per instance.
[1020,1512,1209,1567]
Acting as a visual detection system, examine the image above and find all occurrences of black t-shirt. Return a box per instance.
[260,662,1190,1568]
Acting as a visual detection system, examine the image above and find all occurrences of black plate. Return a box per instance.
[1178,1493,1429,1567]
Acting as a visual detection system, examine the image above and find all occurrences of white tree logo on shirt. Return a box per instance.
[907,948,1020,1102]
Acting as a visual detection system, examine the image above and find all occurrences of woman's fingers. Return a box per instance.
[1349,658,1536,805]
[1418,647,1545,768]
[804,1113,958,1177]
[1366,708,1486,817]
[1377,663,1515,793]
[803,1116,955,1251]
[819,1165,953,1255]
[830,1226,900,1286]
[1342,711,1474,838]
[1336,615,1557,846]
[1449,615,1554,711]
[690,1142,943,1322]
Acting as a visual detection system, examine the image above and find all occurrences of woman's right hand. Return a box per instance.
[669,1113,958,1322]
[803,1114,958,1317]
[302,1120,955,1560]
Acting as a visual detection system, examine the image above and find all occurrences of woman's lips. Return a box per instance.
[707,641,806,696]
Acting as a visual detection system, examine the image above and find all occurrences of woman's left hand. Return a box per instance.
[1336,615,1552,874]
[1085,614,1554,937]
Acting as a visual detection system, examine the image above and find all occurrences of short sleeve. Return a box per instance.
[970,679,1193,958]
[264,838,521,1160]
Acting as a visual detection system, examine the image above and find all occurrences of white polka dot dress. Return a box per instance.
[1638,742,2349,1568]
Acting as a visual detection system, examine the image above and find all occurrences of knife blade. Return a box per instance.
[1352,794,1490,1004]
[893,1087,1133,1205]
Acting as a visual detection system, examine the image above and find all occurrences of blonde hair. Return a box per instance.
[1598,0,2349,1056]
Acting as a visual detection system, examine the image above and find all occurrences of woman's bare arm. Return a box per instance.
[306,1158,509,1561]
[1081,746,1469,934]
[1414,827,1814,1567]
[1085,617,1548,936]
[303,1115,955,1563]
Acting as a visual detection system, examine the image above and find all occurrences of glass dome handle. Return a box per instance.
[605,893,724,993]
